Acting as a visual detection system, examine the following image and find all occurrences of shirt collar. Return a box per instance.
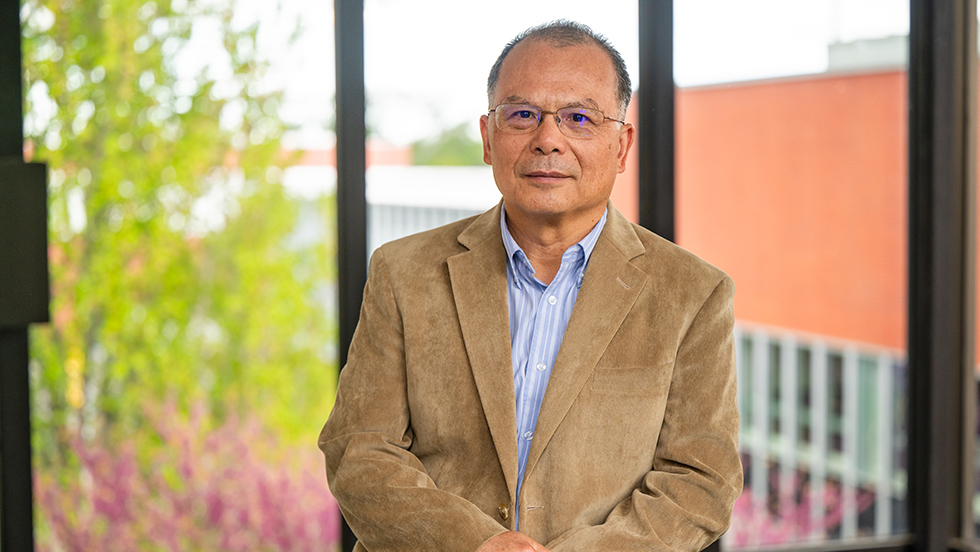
[499,205,608,285]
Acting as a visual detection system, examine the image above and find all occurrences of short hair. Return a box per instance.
[487,20,632,118]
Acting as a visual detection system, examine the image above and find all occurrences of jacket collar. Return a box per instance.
[456,201,645,260]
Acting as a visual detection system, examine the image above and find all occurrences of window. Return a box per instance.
[7,1,975,551]
[19,0,340,547]
[361,0,639,252]
[674,0,911,546]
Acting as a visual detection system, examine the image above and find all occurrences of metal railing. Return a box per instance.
[368,203,483,255]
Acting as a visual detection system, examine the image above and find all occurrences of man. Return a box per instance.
[320,21,742,552]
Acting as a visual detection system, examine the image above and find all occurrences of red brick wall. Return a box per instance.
[614,72,912,350]
[676,71,909,350]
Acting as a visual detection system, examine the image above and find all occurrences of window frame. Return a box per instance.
[906,2,977,552]
[6,0,970,549]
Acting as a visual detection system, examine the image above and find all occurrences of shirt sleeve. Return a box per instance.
[545,276,743,552]
[318,249,507,552]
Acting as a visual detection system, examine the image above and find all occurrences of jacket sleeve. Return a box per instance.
[318,249,507,552]
[547,276,743,552]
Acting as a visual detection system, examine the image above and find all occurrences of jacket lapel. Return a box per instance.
[447,204,520,503]
[523,206,648,480]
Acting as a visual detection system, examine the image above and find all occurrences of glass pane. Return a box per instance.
[673,0,910,546]
[22,0,339,547]
[362,0,639,252]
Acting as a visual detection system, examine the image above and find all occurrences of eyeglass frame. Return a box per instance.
[487,103,627,138]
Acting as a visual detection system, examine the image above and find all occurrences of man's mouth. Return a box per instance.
[524,170,570,181]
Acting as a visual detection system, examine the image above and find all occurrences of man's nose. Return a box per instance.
[531,113,566,154]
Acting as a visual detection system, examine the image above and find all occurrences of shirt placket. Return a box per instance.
[514,252,582,521]
[514,269,542,479]
[519,287,556,447]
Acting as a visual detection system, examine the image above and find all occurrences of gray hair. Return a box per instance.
[487,20,632,118]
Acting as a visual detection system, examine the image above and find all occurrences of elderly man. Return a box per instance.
[319,21,742,552]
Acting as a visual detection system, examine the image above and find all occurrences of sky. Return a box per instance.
[192,0,910,149]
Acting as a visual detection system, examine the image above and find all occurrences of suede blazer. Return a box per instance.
[319,202,742,552]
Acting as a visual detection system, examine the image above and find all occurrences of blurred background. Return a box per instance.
[15,0,978,549]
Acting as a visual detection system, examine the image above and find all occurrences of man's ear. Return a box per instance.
[617,122,635,173]
[480,114,492,165]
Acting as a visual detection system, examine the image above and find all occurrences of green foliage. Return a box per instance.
[411,122,485,166]
[22,0,337,466]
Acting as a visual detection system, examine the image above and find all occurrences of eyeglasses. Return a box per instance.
[488,103,625,139]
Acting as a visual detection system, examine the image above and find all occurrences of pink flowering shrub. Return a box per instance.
[35,403,339,552]
[727,476,877,548]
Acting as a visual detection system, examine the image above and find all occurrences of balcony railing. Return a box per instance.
[729,323,908,545]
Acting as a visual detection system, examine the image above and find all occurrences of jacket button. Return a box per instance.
[497,503,510,521]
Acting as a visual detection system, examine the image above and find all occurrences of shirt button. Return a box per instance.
[523,431,534,441]
[535,362,546,372]
[547,296,557,305]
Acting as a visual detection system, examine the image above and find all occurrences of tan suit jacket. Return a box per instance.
[319,203,742,552]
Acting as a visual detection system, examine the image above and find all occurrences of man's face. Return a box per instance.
[480,39,634,226]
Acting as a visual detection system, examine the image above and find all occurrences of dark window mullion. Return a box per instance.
[958,2,979,545]
[334,1,366,551]
[638,0,674,241]
[1,2,48,551]
[907,2,976,552]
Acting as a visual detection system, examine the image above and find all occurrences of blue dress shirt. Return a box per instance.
[499,207,607,529]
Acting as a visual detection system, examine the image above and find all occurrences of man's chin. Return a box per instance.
[504,199,606,227]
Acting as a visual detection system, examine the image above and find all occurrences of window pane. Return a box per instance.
[674,0,910,546]
[362,0,639,252]
[22,0,340,547]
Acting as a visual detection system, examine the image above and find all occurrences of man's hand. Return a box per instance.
[477,531,551,552]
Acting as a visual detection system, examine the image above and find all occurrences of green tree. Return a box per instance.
[411,121,485,166]
[22,0,337,465]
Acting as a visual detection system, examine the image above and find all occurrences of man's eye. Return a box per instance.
[516,110,534,119]
[568,112,594,125]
